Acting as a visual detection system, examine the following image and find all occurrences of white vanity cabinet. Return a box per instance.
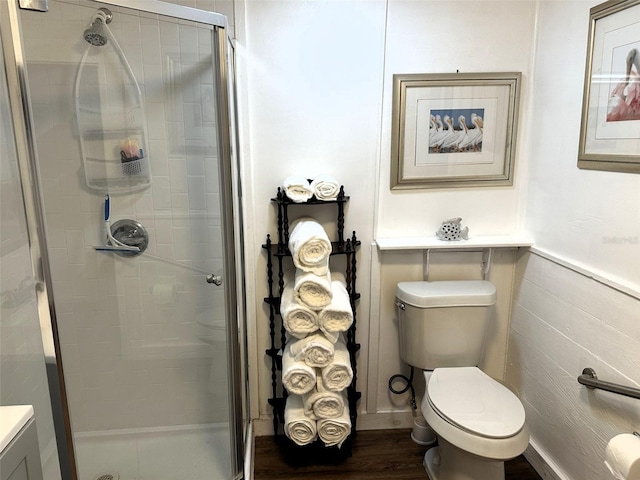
[0,406,43,480]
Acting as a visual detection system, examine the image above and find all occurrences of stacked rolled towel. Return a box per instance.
[284,394,317,446]
[288,218,332,275]
[283,176,313,203]
[288,332,335,368]
[303,373,346,420]
[321,337,353,392]
[282,342,317,395]
[317,406,352,448]
[318,272,353,336]
[294,269,333,309]
[281,280,318,339]
[311,174,341,201]
[320,329,340,344]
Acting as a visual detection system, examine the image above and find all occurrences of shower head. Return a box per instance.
[83,8,112,47]
[83,19,107,46]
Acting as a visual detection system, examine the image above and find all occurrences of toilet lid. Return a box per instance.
[427,367,525,439]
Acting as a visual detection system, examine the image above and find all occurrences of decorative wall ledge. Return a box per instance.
[375,234,534,251]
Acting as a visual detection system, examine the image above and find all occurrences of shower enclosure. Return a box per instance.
[0,0,246,479]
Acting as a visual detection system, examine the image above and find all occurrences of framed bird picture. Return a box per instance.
[578,0,640,173]
[390,72,521,189]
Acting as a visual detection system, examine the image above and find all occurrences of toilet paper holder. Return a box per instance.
[605,431,640,480]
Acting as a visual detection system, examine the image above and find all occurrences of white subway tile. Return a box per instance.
[9,8,233,433]
[65,230,87,265]
[148,140,169,177]
[152,176,172,211]
[159,20,180,45]
[169,158,188,193]
[172,226,193,261]
[184,104,203,141]
[187,176,207,211]
[145,102,168,140]
[171,193,189,213]
[179,25,199,56]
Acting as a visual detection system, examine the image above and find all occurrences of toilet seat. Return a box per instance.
[427,367,525,439]
[422,368,530,461]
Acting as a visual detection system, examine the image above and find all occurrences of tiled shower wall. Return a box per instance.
[18,0,229,432]
[506,251,640,480]
[0,38,60,478]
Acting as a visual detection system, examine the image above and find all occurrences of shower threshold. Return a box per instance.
[74,423,230,480]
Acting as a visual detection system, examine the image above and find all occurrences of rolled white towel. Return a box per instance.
[282,342,317,395]
[321,329,340,344]
[318,274,353,334]
[288,218,332,275]
[311,174,341,201]
[303,373,346,419]
[288,332,335,368]
[294,269,333,309]
[321,337,353,392]
[281,282,318,339]
[284,394,317,446]
[283,176,313,203]
[317,405,351,447]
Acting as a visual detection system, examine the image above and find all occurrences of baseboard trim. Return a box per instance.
[524,437,572,480]
[253,417,275,437]
[356,410,415,430]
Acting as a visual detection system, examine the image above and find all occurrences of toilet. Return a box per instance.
[396,280,529,480]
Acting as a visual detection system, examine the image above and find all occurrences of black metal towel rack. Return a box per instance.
[577,368,640,400]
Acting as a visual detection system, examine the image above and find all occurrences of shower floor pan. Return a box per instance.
[74,424,231,480]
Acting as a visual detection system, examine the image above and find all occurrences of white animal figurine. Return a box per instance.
[436,217,469,241]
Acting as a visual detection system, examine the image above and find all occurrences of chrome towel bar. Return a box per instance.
[578,368,640,400]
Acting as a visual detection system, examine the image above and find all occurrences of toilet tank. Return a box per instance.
[396,280,497,370]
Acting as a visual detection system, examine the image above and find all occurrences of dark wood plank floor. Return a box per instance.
[254,429,542,480]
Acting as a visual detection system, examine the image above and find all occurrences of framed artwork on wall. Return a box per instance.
[390,72,521,190]
[578,0,640,173]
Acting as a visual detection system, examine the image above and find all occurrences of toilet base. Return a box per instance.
[423,447,441,480]
[423,439,505,480]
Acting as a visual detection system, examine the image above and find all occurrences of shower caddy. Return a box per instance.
[263,186,362,459]
[74,7,152,193]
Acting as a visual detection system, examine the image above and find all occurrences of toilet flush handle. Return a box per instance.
[395,300,406,310]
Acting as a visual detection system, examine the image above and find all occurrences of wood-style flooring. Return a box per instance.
[254,429,542,480]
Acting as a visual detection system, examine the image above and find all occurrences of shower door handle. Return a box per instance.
[206,274,223,286]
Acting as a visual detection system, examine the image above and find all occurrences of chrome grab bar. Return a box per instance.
[578,368,640,400]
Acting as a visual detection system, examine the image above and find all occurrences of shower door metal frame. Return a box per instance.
[0,2,77,478]
[1,0,245,478]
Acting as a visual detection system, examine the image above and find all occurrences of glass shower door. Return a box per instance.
[0,21,63,480]
[17,0,241,478]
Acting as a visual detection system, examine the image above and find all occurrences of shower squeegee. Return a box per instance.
[93,195,140,253]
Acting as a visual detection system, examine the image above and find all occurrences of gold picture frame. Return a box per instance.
[578,0,640,173]
[390,72,521,190]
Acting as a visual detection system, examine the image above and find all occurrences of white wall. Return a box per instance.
[524,0,640,293]
[507,251,640,480]
[243,0,386,427]
[506,2,640,479]
[243,0,538,433]
[376,0,537,238]
[8,0,639,477]
[369,0,537,426]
